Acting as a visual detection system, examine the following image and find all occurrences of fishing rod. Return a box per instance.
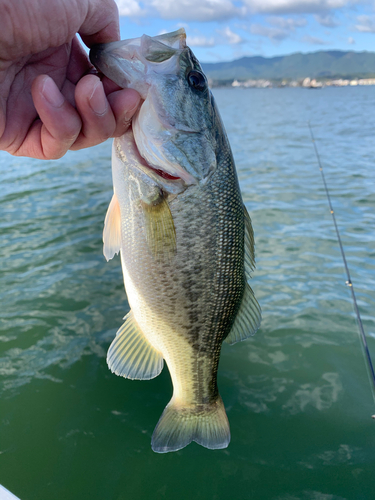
[308,122,375,417]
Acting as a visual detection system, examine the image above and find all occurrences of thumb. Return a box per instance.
[79,0,120,48]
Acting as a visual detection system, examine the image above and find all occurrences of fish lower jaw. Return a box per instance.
[115,129,195,187]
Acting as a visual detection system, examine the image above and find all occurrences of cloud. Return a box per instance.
[354,15,375,33]
[248,16,306,41]
[217,27,244,44]
[187,27,243,47]
[116,0,355,21]
[348,37,355,44]
[302,35,330,44]
[244,0,352,15]
[315,13,339,27]
[250,24,290,40]
[115,0,144,16]
[267,16,307,28]
[149,0,245,22]
[187,35,216,46]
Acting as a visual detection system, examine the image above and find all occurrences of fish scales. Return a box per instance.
[90,28,261,453]
[118,153,243,403]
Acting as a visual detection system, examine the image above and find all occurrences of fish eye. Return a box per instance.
[187,70,207,91]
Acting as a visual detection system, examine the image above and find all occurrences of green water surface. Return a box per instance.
[1,87,375,500]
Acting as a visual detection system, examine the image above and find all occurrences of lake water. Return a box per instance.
[1,86,375,500]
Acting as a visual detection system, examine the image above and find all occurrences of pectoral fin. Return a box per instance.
[107,312,164,380]
[141,196,177,262]
[225,282,261,345]
[103,193,121,261]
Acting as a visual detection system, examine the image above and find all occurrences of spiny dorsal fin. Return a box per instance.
[107,312,164,380]
[141,196,176,262]
[103,193,121,262]
[225,283,261,345]
[244,205,255,279]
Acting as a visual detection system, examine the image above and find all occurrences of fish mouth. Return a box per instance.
[115,125,187,193]
[119,98,197,187]
[131,123,181,181]
[147,166,181,181]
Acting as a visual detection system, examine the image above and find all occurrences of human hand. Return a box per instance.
[0,0,141,159]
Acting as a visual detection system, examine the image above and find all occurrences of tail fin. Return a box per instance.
[151,396,230,453]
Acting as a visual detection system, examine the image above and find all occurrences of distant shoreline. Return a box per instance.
[209,77,375,89]
[202,50,375,88]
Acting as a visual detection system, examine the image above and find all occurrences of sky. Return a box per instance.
[115,0,375,62]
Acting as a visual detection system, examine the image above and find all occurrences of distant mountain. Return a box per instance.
[201,50,375,82]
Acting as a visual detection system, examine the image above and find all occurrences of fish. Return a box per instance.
[89,28,261,453]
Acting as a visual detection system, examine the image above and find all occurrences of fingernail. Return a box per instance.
[42,77,65,108]
[89,80,108,115]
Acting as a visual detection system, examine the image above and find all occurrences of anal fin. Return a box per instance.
[107,312,164,380]
[225,282,261,345]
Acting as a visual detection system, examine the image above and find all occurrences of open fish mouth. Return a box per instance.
[114,125,188,195]
[129,125,182,181]
[147,165,182,181]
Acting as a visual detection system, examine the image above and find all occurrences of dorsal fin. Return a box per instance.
[225,283,261,345]
[103,193,121,261]
[244,205,255,279]
[225,205,261,345]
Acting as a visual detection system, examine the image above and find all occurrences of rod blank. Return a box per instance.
[308,122,375,406]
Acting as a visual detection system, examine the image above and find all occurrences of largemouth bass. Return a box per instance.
[90,29,261,453]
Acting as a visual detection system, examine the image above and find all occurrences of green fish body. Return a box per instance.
[90,29,261,453]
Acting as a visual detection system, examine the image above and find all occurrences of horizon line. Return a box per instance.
[201,48,374,65]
